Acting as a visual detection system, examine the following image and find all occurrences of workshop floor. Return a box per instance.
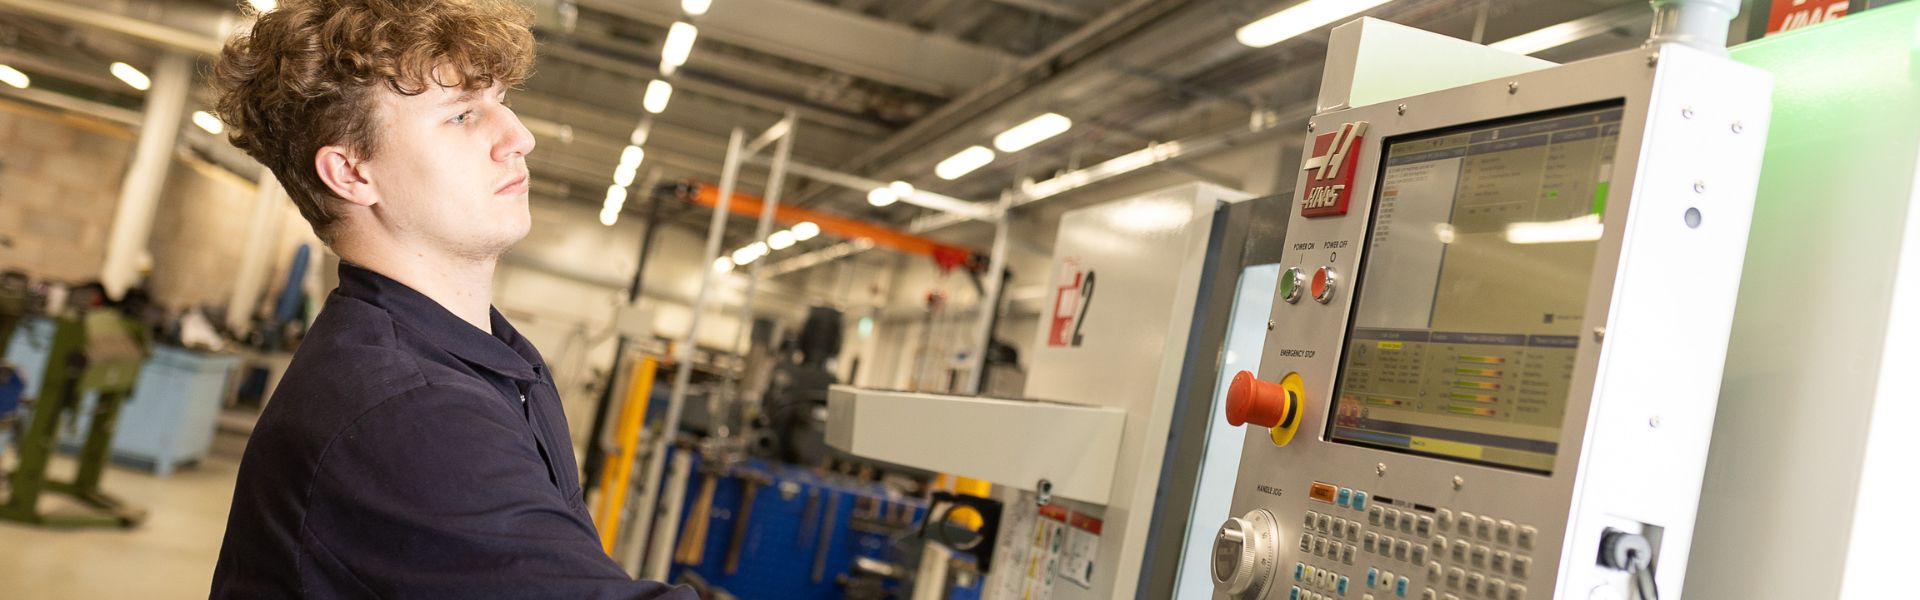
[0,430,245,599]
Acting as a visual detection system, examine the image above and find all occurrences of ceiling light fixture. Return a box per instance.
[661,22,699,76]
[246,0,276,12]
[191,110,224,134]
[0,65,29,89]
[110,62,150,91]
[643,80,673,114]
[934,145,995,180]
[867,187,898,207]
[619,145,645,168]
[682,0,713,17]
[712,257,734,272]
[1236,0,1395,49]
[768,230,796,250]
[888,180,915,199]
[792,221,820,241]
[993,112,1072,152]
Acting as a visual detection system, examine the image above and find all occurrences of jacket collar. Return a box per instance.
[335,262,542,382]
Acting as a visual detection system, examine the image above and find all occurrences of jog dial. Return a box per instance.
[1214,509,1281,598]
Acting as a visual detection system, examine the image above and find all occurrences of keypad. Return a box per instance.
[1291,485,1533,599]
[1419,505,1539,599]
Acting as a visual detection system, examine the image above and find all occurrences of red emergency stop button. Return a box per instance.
[1226,371,1291,428]
[1311,266,1337,303]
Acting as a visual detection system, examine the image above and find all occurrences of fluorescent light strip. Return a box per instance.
[661,22,699,75]
[682,0,712,17]
[643,80,673,114]
[934,145,995,180]
[993,112,1071,153]
[110,62,150,91]
[1236,0,1395,49]
[0,64,29,89]
[1504,214,1603,244]
[191,110,223,134]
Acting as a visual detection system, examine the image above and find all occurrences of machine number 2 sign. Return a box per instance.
[1048,259,1096,348]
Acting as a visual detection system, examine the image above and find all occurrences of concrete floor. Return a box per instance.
[0,430,245,599]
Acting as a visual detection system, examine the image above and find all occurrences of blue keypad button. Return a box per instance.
[1339,575,1351,595]
[1296,562,1305,582]
[1338,487,1353,507]
[1290,587,1301,600]
[1353,491,1369,510]
[1396,576,1410,597]
[1368,568,1379,587]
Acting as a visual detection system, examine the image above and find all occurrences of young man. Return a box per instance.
[207,1,690,597]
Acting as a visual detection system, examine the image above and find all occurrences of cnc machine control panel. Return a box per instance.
[1213,41,1771,600]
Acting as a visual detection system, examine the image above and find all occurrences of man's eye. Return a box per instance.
[451,110,474,125]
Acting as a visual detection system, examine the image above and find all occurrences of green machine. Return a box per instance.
[0,310,149,528]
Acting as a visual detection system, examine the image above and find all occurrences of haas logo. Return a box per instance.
[1300,121,1368,218]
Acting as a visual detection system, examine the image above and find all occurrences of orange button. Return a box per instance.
[1309,482,1338,503]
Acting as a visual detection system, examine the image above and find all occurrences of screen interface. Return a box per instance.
[1327,102,1624,475]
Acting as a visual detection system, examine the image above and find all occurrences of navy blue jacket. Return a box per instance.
[211,263,690,599]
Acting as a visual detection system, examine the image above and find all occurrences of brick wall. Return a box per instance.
[0,103,134,282]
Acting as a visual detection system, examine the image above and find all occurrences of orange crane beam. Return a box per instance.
[679,180,982,272]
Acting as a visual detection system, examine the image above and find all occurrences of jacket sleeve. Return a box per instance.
[300,383,693,599]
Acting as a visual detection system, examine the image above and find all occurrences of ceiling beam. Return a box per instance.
[571,0,1017,97]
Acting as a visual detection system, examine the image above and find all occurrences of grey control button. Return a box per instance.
[1386,508,1401,528]
[1394,539,1411,562]
[1471,545,1490,568]
[1466,573,1484,595]
[1450,540,1469,562]
[1331,518,1345,539]
[1456,512,1475,534]
[1320,514,1333,533]
[1437,509,1454,531]
[1411,544,1427,564]
[1431,535,1447,557]
[1422,590,1437,600]
[1427,561,1442,580]
[1444,595,1460,600]
[1314,536,1328,557]
[1512,556,1532,579]
[1306,512,1319,529]
[1488,579,1507,598]
[1497,520,1515,545]
[1370,506,1384,526]
[1343,543,1356,565]
[1507,584,1526,600]
[1399,512,1416,534]
[1364,532,1378,553]
[1348,525,1360,543]
[1445,567,1464,590]
[1300,533,1313,552]
[1417,516,1434,537]
[1477,516,1495,540]
[1517,526,1537,550]
[1378,536,1395,557]
[1491,550,1510,573]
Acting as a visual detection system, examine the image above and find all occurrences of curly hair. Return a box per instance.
[213,0,535,242]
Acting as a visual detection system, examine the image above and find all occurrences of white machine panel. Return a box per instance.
[1214,28,1770,600]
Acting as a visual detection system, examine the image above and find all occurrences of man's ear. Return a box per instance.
[315,144,378,208]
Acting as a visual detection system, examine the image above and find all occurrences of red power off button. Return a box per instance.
[1226,371,1290,428]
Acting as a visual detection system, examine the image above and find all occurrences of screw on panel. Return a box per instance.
[1376,463,1387,476]
[1308,121,1316,132]
[1731,121,1745,134]
[1693,181,1707,194]
[1682,107,1696,119]
[1647,53,1659,67]
[1397,104,1407,115]
[1649,416,1662,428]
[1268,320,1277,331]
[1452,476,1464,490]
[1593,327,1606,342]
[1507,82,1519,95]
[1035,479,1053,506]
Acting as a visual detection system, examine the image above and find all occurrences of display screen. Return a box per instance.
[1327,102,1624,475]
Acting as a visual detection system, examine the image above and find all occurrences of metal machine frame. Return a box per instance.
[1217,23,1770,600]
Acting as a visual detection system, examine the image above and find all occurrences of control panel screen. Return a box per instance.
[1327,102,1624,474]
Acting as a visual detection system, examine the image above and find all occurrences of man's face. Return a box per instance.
[362,80,535,261]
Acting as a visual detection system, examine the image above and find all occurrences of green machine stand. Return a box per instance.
[0,310,150,528]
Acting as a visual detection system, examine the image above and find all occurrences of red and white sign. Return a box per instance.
[1301,121,1369,218]
[1768,0,1847,35]
[1048,259,1093,348]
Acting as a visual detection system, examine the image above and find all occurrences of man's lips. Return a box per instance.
[496,173,530,195]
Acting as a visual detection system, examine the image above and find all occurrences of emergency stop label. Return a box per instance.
[1301,121,1368,218]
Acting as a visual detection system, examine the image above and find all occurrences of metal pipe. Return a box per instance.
[742,155,996,221]
[100,51,192,299]
[626,127,748,579]
[963,190,1015,395]
[721,110,797,437]
[1648,0,1742,53]
[583,185,668,497]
